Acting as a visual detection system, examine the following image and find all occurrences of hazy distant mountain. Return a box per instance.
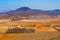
[15,7,31,11]
[0,7,60,20]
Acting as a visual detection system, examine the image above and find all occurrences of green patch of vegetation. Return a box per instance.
[6,27,35,34]
[6,28,25,34]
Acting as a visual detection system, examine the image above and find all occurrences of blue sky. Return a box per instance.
[0,0,60,12]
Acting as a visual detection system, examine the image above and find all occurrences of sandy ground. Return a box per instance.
[0,31,59,40]
[0,19,60,40]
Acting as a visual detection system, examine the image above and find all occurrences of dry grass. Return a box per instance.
[0,31,59,40]
[0,18,60,40]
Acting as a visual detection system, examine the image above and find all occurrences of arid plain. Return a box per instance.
[0,18,60,40]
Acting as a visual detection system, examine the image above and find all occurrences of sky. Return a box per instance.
[0,0,60,12]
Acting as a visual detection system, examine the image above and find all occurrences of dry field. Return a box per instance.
[0,18,60,40]
[0,31,59,40]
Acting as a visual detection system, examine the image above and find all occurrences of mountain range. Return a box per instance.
[0,7,60,20]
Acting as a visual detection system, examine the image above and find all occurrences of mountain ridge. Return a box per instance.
[0,7,60,20]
